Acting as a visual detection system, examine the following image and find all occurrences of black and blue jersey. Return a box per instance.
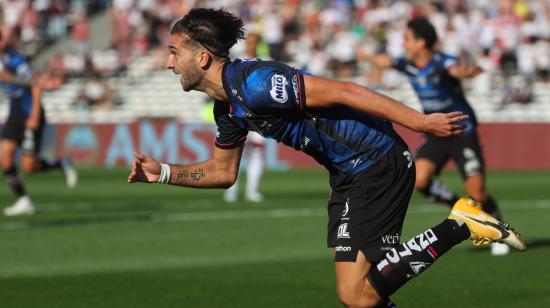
[393,52,477,135]
[214,58,398,187]
[0,48,34,118]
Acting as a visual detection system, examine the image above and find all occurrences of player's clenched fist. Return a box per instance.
[127,151,161,183]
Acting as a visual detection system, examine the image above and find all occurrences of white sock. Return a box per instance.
[246,147,264,196]
[225,176,239,199]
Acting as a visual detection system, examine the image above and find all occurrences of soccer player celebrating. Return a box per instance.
[0,27,78,216]
[356,17,510,256]
[128,9,526,307]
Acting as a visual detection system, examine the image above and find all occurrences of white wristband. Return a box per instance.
[158,163,171,184]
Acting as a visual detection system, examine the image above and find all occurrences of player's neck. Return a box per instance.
[197,60,229,101]
[413,50,433,68]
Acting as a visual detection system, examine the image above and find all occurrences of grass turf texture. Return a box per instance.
[0,168,549,307]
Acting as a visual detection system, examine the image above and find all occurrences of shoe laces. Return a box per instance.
[472,236,493,246]
[469,199,483,209]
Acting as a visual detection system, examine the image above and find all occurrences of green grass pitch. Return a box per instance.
[0,168,549,307]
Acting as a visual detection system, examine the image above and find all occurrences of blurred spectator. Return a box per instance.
[71,10,90,54]
[73,57,115,110]
[74,75,115,110]
[1,0,27,28]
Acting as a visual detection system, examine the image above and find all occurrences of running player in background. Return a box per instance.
[357,17,509,255]
[128,9,526,307]
[223,130,265,203]
[0,27,78,216]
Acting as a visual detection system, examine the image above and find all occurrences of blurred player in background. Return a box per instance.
[0,27,77,216]
[224,32,266,203]
[223,130,265,203]
[128,9,526,307]
[357,17,509,255]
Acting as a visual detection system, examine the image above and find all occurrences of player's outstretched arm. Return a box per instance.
[303,76,468,137]
[355,49,393,69]
[128,145,243,188]
[448,63,483,79]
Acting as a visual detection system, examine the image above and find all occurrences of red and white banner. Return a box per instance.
[51,120,550,170]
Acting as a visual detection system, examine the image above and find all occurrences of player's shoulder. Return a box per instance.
[225,58,302,110]
[3,48,27,66]
[226,58,294,83]
[433,52,459,69]
[392,56,416,74]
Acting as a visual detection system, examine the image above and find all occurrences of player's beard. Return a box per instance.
[180,65,203,92]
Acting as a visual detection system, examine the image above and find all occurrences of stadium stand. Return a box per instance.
[2,0,550,124]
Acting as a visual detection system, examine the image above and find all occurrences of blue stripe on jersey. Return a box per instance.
[218,58,397,187]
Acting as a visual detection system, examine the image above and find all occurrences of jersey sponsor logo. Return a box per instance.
[402,150,413,168]
[342,199,349,217]
[258,120,272,128]
[300,136,311,151]
[376,229,438,271]
[337,223,350,239]
[270,74,288,103]
[416,75,427,87]
[350,158,362,168]
[292,75,299,99]
[335,245,352,252]
[230,87,243,101]
[382,233,400,244]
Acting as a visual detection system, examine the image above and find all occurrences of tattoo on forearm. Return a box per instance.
[176,168,206,182]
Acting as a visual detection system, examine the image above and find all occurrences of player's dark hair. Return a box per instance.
[171,8,245,58]
[407,17,438,50]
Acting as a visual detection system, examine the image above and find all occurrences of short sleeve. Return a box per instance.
[391,57,408,73]
[12,55,32,80]
[241,62,307,115]
[213,100,248,149]
[441,55,459,70]
[15,62,32,80]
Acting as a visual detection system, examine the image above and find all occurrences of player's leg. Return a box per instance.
[224,176,239,203]
[415,139,459,207]
[245,132,265,203]
[1,138,34,215]
[20,119,78,188]
[1,139,26,197]
[451,134,502,217]
[453,134,508,254]
[464,174,502,219]
[333,141,471,307]
[334,252,386,307]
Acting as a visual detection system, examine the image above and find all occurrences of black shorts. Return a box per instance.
[1,115,45,155]
[416,132,485,179]
[327,140,416,262]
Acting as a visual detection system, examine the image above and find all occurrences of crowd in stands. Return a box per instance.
[1,0,106,55]
[3,0,550,108]
[113,0,550,105]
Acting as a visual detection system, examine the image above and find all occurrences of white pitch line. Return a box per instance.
[1,199,549,231]
[151,207,324,222]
